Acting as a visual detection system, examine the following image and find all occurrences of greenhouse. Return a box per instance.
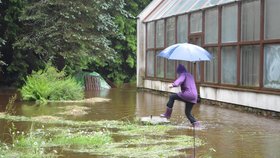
[137,0,280,113]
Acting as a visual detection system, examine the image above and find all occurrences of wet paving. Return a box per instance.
[0,87,280,158]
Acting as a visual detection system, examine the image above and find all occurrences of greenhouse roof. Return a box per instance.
[144,0,239,22]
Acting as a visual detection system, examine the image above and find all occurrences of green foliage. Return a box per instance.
[93,0,152,84]
[0,0,26,86]
[0,38,5,66]
[1,0,153,86]
[0,0,5,70]
[13,0,128,76]
[20,64,84,102]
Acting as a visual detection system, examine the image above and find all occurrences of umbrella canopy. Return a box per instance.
[157,43,212,62]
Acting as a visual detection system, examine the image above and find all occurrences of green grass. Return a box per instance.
[0,123,57,158]
[52,130,112,148]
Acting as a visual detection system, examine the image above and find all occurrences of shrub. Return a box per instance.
[21,64,84,102]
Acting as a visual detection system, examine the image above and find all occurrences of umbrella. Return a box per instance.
[157,43,212,62]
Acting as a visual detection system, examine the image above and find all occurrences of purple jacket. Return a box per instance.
[172,72,198,103]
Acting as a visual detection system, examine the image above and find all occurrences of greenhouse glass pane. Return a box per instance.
[196,62,201,82]
[166,60,176,79]
[190,12,202,33]
[145,0,175,22]
[147,22,155,49]
[241,0,260,41]
[190,0,208,11]
[174,0,196,15]
[162,0,185,18]
[156,50,164,78]
[221,46,237,84]
[264,0,280,39]
[147,51,155,77]
[241,45,260,87]
[218,0,236,5]
[151,0,177,21]
[203,0,221,8]
[205,47,218,83]
[177,14,188,43]
[205,8,218,44]
[264,44,280,89]
[166,17,176,46]
[156,20,164,48]
[222,4,238,43]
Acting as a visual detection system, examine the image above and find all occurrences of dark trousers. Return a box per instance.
[167,93,197,124]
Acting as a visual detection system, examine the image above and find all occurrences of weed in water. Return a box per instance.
[5,94,17,115]
[2,122,57,158]
[52,130,112,148]
[20,63,84,103]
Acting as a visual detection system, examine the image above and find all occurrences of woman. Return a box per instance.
[160,64,200,127]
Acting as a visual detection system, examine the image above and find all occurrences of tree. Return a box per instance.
[1,0,152,86]
[0,0,24,81]
[9,0,128,83]
[0,0,6,70]
[92,0,152,84]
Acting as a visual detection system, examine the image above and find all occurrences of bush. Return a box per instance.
[20,64,84,102]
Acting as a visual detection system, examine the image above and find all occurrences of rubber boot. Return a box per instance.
[192,121,201,128]
[160,107,172,119]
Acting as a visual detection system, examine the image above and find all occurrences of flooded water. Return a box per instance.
[0,87,280,158]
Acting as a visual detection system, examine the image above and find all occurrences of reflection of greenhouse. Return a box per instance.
[136,0,280,113]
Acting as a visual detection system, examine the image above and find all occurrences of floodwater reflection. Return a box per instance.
[136,90,280,158]
[0,87,280,158]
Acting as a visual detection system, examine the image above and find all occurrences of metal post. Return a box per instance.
[193,125,196,158]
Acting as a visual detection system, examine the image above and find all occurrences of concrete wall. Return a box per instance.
[139,79,280,113]
[200,86,280,112]
[143,79,180,94]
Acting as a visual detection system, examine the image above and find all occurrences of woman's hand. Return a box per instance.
[168,84,173,88]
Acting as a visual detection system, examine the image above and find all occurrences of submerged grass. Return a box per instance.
[0,113,205,157]
[0,123,57,158]
[52,130,112,148]
[117,122,173,136]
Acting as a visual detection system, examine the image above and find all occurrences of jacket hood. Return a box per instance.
[176,64,187,74]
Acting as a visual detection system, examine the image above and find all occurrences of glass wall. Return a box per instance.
[144,0,280,92]
[146,22,155,78]
[166,17,176,79]
[222,4,238,43]
[166,17,176,46]
[177,14,188,43]
[156,20,164,48]
[146,50,155,77]
[166,61,176,79]
[205,8,218,44]
[156,50,164,78]
[240,45,260,87]
[190,12,202,33]
[221,46,237,84]
[265,0,280,40]
[264,45,280,89]
[205,47,218,83]
[147,22,155,49]
[241,0,260,41]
